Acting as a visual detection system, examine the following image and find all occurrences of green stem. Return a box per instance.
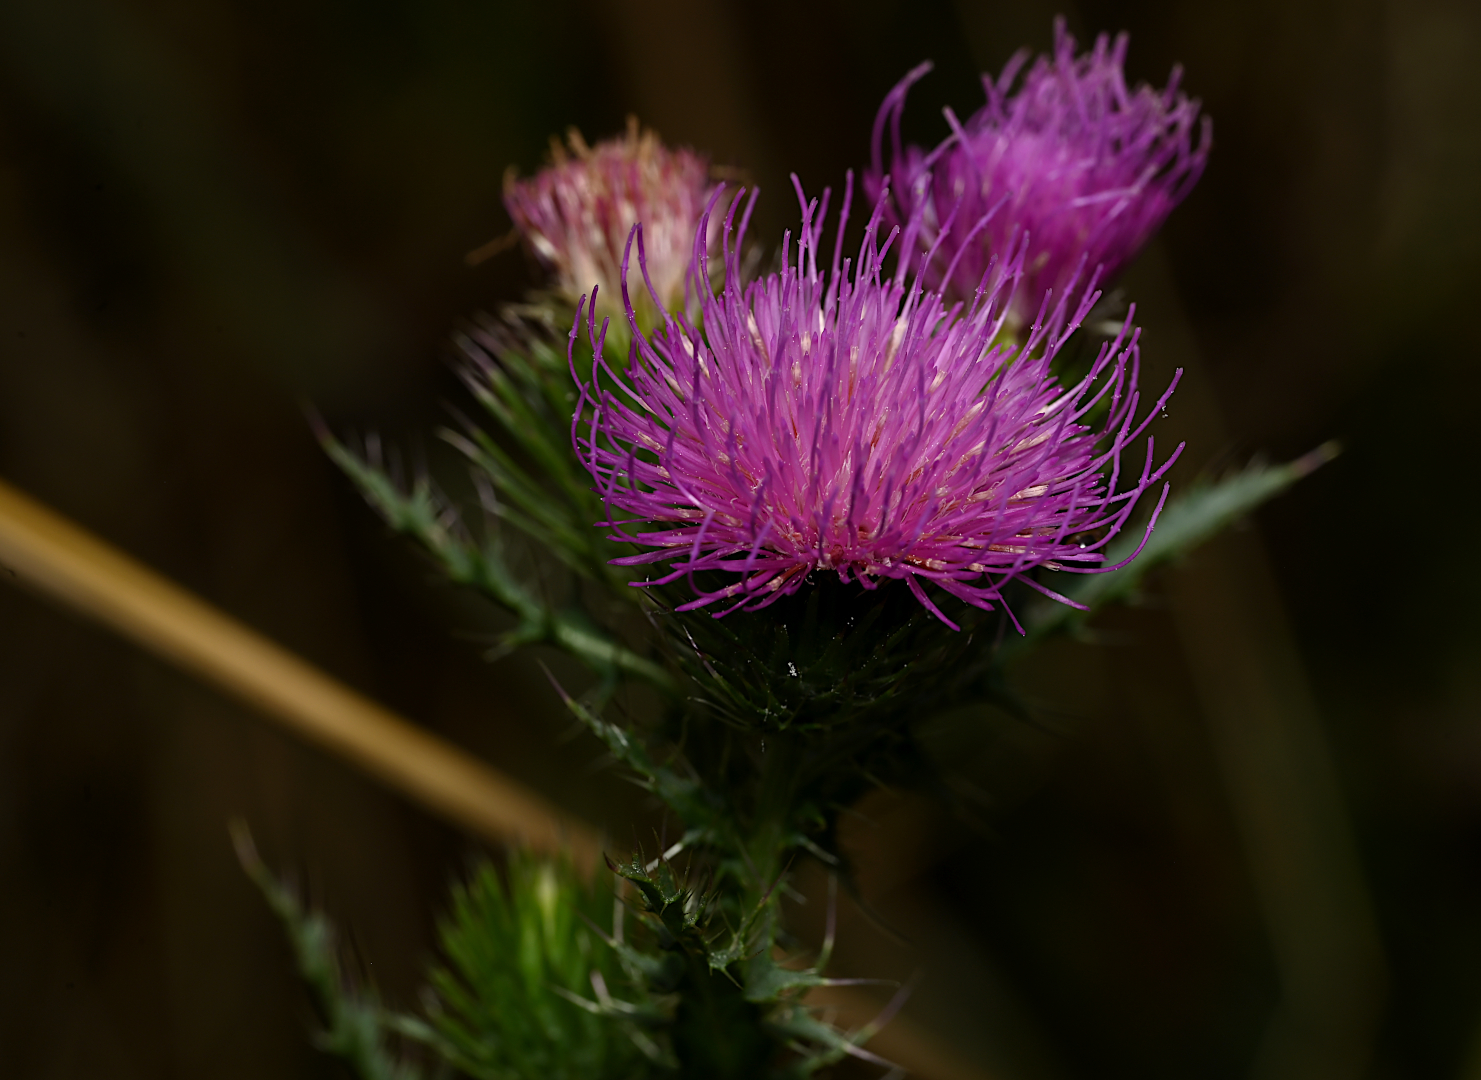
[739,733,807,892]
[672,952,770,1079]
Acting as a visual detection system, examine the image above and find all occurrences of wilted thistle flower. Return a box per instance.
[867,18,1210,321]
[504,118,719,335]
[570,176,1182,629]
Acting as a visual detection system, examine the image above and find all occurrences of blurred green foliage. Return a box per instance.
[416,856,658,1080]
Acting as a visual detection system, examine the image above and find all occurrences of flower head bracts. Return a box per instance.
[570,175,1183,630]
[505,118,718,331]
[867,19,1211,320]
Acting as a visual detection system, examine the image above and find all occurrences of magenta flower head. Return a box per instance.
[570,176,1182,631]
[504,119,719,335]
[867,18,1210,321]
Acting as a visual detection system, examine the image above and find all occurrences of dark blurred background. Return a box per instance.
[0,0,1477,1077]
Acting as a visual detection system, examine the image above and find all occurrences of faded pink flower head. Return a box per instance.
[504,119,718,332]
[570,175,1182,629]
[867,18,1210,322]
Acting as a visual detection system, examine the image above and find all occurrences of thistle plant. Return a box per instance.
[246,22,1329,1079]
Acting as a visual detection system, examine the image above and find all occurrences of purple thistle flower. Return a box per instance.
[505,119,719,332]
[570,176,1182,631]
[867,18,1211,322]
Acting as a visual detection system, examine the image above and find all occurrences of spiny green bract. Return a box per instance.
[424,855,660,1080]
[657,574,996,734]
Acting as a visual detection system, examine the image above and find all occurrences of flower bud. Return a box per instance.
[505,119,718,337]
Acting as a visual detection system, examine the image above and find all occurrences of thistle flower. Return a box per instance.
[867,18,1210,320]
[570,176,1182,630]
[504,118,719,334]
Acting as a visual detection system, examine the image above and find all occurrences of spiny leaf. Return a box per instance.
[232,821,425,1080]
[548,673,719,831]
[319,424,672,689]
[741,952,826,1003]
[1024,442,1339,643]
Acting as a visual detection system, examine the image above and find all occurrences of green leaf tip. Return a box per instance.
[231,820,426,1080]
[1024,443,1339,642]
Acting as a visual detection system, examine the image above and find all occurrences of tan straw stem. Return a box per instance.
[0,475,600,867]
